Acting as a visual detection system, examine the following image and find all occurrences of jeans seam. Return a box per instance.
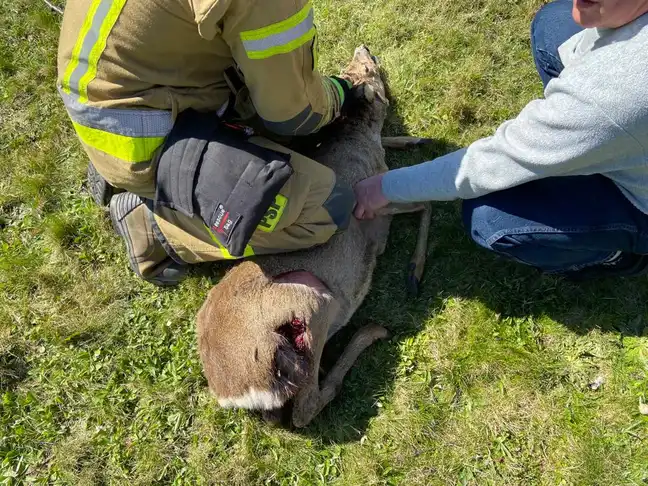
[488,245,617,272]
[486,232,620,273]
[485,223,639,247]
[548,252,619,273]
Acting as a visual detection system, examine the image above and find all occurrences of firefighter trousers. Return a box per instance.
[100,136,354,278]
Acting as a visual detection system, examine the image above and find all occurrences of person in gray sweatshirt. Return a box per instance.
[354,0,648,279]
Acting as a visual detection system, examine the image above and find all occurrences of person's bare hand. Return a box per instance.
[353,174,390,220]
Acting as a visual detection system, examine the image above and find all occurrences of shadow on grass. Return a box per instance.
[295,203,648,443]
[436,205,648,337]
[0,344,29,391]
[278,86,648,444]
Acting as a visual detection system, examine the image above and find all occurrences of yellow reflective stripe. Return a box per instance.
[240,2,312,41]
[204,224,255,259]
[72,122,164,163]
[246,29,316,60]
[61,0,102,94]
[78,0,127,103]
[257,194,288,233]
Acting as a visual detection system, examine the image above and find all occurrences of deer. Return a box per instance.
[196,46,432,428]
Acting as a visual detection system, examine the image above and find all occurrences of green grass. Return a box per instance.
[2,0,648,484]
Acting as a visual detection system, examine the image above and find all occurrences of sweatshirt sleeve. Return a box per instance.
[382,75,646,203]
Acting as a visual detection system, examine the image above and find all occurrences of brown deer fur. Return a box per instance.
[197,46,430,427]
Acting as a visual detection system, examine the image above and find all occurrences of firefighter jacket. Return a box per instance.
[56,0,346,197]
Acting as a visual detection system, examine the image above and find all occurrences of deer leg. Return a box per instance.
[319,324,390,402]
[375,203,432,296]
[375,202,427,216]
[291,324,390,428]
[381,136,435,149]
[406,203,432,297]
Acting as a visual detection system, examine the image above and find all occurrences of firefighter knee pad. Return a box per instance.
[155,109,293,259]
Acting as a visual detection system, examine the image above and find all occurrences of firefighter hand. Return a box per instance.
[353,174,390,220]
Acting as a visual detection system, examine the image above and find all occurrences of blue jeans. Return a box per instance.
[462,0,648,278]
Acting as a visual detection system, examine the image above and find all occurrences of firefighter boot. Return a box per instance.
[87,161,124,207]
[109,192,188,286]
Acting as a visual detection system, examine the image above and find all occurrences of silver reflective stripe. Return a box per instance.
[59,88,173,137]
[242,9,314,54]
[294,111,322,135]
[262,105,322,136]
[67,0,113,95]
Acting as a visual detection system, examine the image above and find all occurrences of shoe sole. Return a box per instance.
[87,162,115,207]
[110,194,184,287]
[109,194,145,279]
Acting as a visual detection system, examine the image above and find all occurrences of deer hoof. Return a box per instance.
[406,263,420,297]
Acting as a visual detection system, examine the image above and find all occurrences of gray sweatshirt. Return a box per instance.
[382,13,648,214]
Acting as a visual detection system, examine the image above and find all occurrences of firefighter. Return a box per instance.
[57,0,355,285]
